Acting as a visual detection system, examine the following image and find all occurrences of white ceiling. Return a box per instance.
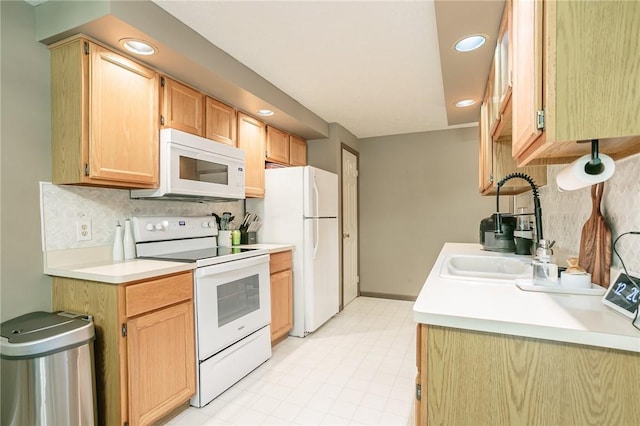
[151,0,500,139]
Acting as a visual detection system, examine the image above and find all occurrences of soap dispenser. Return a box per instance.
[532,239,558,286]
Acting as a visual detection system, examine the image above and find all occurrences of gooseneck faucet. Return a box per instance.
[495,172,544,249]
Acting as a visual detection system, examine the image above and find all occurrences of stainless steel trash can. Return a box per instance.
[1,311,97,426]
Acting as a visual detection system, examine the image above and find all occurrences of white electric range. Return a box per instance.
[132,216,272,408]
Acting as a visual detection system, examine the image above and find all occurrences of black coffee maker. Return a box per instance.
[479,214,517,252]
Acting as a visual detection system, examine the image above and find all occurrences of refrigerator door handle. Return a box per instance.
[312,173,320,218]
[314,218,319,259]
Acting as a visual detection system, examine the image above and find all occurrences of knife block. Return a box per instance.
[240,231,257,245]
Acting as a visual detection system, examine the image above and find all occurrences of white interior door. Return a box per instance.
[341,147,359,307]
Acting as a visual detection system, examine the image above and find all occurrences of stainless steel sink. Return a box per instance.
[440,254,532,282]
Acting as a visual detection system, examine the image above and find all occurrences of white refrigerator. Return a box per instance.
[247,166,339,337]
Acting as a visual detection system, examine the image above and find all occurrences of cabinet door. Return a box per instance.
[266,126,290,164]
[89,43,160,186]
[270,269,293,344]
[161,77,205,136]
[289,135,308,166]
[478,98,493,193]
[237,112,266,198]
[511,0,544,159]
[127,301,196,426]
[205,97,236,146]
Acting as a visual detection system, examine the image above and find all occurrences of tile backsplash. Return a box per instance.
[40,182,244,251]
[515,152,640,273]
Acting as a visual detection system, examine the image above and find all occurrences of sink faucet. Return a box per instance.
[494,172,547,251]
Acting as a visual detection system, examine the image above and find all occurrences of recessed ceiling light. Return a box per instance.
[119,38,156,56]
[257,109,274,117]
[455,99,476,108]
[454,35,486,52]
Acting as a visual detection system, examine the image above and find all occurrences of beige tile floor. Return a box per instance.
[167,297,416,426]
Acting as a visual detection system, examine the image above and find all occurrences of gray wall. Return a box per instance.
[1,0,53,322]
[358,127,496,298]
[307,122,359,174]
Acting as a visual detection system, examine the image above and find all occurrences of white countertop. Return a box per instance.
[44,246,195,284]
[237,243,294,254]
[413,243,640,352]
[44,243,294,284]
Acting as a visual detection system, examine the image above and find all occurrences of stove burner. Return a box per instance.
[139,247,260,263]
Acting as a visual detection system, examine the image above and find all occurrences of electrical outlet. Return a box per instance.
[76,220,92,241]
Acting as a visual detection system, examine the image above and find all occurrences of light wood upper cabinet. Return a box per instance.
[478,2,546,195]
[266,126,290,164]
[205,96,236,146]
[50,36,159,188]
[52,272,195,426]
[237,112,266,198]
[269,250,293,346]
[266,126,307,167]
[512,0,640,166]
[161,77,205,136]
[289,135,308,166]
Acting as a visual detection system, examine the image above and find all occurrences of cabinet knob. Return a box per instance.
[343,233,350,238]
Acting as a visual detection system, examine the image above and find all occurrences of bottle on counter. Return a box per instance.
[123,219,136,260]
[532,239,558,286]
[112,221,124,261]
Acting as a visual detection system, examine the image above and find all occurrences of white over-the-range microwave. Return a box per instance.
[131,128,245,201]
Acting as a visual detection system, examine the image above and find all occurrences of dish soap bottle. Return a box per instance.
[123,219,135,260]
[112,221,124,261]
[532,239,558,286]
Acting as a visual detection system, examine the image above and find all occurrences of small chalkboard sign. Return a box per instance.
[602,271,640,319]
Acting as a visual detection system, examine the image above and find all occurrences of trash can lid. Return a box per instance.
[1,311,95,359]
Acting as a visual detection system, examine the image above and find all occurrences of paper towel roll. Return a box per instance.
[556,153,615,191]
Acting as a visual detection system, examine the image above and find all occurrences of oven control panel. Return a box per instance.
[132,216,218,242]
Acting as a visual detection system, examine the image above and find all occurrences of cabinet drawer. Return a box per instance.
[269,251,292,274]
[125,272,193,317]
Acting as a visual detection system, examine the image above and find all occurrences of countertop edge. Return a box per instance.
[412,311,640,353]
[45,262,195,284]
[413,242,640,353]
[238,244,295,254]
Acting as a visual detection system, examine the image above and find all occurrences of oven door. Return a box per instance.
[194,254,270,360]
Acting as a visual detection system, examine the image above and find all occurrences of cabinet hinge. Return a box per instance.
[489,173,494,183]
[161,76,165,87]
[121,323,127,337]
[416,383,422,401]
[84,164,90,176]
[265,150,269,158]
[160,115,165,126]
[357,275,360,283]
[536,110,545,130]
[83,41,89,55]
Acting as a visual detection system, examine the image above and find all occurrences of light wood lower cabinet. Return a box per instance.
[269,250,293,345]
[415,324,640,426]
[52,272,195,426]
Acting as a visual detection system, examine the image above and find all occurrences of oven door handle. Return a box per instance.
[195,254,269,278]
